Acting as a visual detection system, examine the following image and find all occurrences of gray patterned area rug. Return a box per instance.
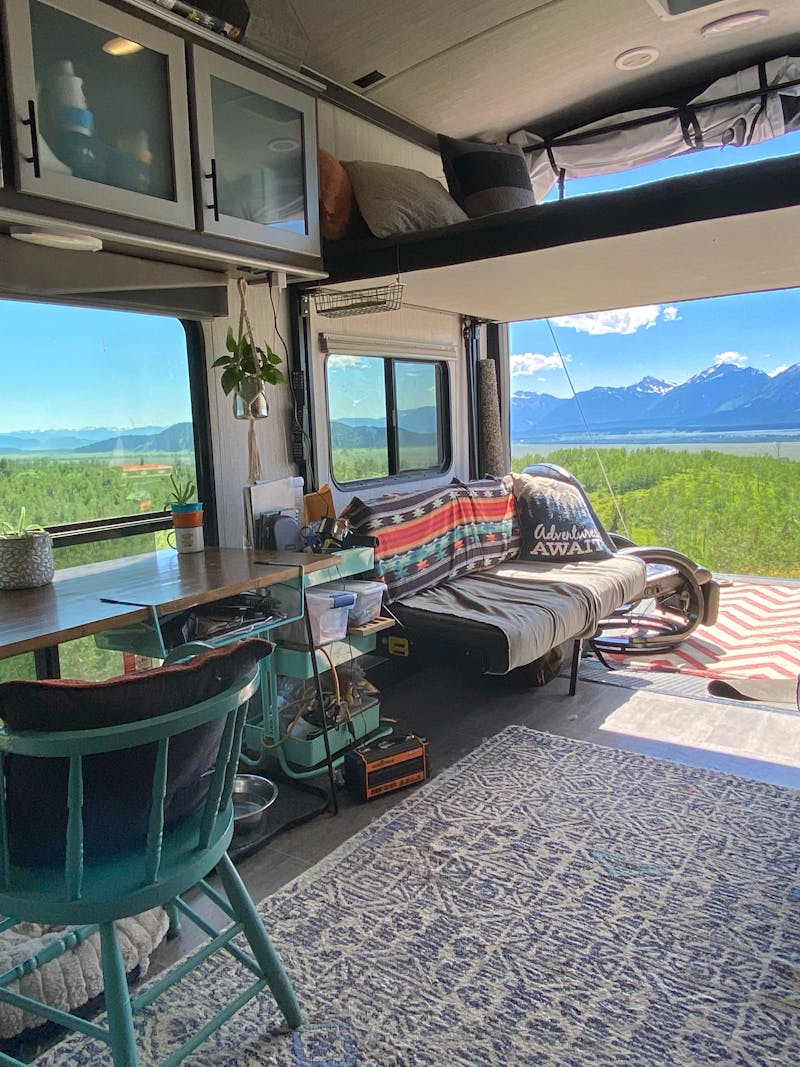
[36,727,800,1066]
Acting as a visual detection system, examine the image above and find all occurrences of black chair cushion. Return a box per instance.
[0,638,272,867]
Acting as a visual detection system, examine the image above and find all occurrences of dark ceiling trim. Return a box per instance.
[307,71,439,153]
[322,152,800,283]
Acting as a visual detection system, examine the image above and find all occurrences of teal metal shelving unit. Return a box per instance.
[92,548,392,783]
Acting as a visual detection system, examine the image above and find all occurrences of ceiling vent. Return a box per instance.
[645,0,731,15]
[353,70,386,89]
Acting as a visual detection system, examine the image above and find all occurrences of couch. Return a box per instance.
[342,473,647,693]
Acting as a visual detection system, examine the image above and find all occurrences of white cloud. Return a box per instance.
[770,363,789,377]
[551,304,678,335]
[328,354,368,369]
[713,351,748,368]
[510,352,564,375]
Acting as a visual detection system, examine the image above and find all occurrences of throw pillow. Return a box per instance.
[342,160,467,238]
[318,148,357,240]
[511,471,612,562]
[0,638,272,867]
[438,133,536,217]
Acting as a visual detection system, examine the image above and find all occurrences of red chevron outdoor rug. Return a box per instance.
[608,580,800,683]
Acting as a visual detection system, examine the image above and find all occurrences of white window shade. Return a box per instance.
[320,333,458,360]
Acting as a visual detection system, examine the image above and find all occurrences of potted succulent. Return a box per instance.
[164,471,204,554]
[0,508,55,590]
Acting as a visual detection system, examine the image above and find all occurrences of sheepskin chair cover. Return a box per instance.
[0,908,168,1039]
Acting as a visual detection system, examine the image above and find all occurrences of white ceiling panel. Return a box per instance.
[289,0,800,139]
[289,0,547,86]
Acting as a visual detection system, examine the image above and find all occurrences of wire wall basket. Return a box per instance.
[312,282,404,318]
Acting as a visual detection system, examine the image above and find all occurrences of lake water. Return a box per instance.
[511,432,800,461]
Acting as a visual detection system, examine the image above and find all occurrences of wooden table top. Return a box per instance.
[0,548,339,661]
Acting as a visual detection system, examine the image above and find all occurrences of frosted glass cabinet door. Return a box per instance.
[193,48,320,254]
[3,0,194,227]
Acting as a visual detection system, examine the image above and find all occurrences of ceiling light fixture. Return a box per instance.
[267,137,299,153]
[700,10,770,36]
[9,226,103,252]
[614,46,660,71]
[102,36,143,56]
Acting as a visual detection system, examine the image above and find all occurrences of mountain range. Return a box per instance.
[2,363,798,456]
[512,361,800,440]
[0,425,169,454]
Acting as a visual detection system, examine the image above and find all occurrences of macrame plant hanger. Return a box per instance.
[237,278,263,484]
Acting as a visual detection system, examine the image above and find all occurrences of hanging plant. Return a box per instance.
[212,279,285,413]
[213,325,285,404]
[212,279,286,483]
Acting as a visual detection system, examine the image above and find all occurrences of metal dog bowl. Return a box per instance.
[232,775,278,837]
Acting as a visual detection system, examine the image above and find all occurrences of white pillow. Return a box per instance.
[343,160,467,238]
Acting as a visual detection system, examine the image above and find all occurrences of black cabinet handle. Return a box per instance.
[21,99,41,178]
[205,158,219,221]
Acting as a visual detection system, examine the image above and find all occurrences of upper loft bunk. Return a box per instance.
[320,150,800,314]
[316,148,800,322]
[294,0,800,320]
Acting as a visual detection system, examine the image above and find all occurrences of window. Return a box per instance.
[508,287,800,579]
[326,353,450,484]
[0,299,197,531]
[0,299,201,682]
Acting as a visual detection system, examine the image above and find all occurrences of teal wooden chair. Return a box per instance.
[0,638,301,1066]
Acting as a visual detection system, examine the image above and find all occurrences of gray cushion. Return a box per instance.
[393,555,646,674]
[438,134,535,217]
[343,160,467,238]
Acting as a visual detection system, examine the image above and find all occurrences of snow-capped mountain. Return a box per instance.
[512,362,799,439]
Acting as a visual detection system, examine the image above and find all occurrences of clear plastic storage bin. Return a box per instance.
[279,589,356,646]
[319,580,385,625]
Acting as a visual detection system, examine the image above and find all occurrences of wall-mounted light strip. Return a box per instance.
[9,225,102,251]
[102,36,144,55]
[700,10,770,37]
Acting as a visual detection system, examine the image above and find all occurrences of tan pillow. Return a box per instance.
[343,159,467,238]
[318,148,356,240]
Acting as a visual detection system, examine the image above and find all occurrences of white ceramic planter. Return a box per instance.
[0,532,55,590]
[233,376,269,420]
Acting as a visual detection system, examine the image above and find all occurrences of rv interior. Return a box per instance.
[0,0,799,1063]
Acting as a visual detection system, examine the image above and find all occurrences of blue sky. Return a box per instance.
[0,302,191,432]
[2,130,798,429]
[510,287,800,398]
[511,130,800,398]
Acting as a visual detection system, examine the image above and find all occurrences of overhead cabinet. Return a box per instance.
[2,0,195,227]
[191,47,319,253]
[1,0,322,265]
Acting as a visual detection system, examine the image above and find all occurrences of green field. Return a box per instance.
[512,447,800,580]
[331,445,441,483]
[1,446,797,684]
[335,445,800,580]
[0,453,192,684]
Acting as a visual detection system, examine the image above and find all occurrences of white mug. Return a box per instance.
[168,526,205,553]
